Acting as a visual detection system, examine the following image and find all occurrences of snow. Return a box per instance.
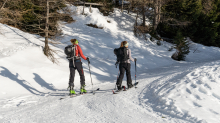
[1,5,220,123]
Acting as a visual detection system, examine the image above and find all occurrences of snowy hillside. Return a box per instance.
[1,5,220,123]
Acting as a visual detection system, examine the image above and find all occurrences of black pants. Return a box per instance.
[69,59,85,87]
[116,63,132,87]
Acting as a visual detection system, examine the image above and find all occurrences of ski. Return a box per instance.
[112,82,139,94]
[91,88,100,95]
[70,93,85,98]
[60,88,100,100]
[112,86,125,94]
[60,93,83,100]
[126,82,139,90]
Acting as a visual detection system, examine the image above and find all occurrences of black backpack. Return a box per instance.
[114,47,129,62]
[64,45,76,60]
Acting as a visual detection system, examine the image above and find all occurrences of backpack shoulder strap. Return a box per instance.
[72,45,76,56]
[127,48,129,59]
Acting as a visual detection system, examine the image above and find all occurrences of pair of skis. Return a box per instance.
[60,93,86,100]
[112,82,138,94]
[60,82,138,100]
[60,88,100,100]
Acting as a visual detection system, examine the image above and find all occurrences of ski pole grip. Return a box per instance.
[87,57,90,64]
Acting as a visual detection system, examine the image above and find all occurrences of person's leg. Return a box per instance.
[69,68,76,87]
[75,61,86,93]
[69,60,76,94]
[75,62,85,86]
[125,63,132,88]
[69,60,76,87]
[116,63,125,90]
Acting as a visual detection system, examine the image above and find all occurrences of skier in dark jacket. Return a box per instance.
[116,41,137,91]
[69,39,89,94]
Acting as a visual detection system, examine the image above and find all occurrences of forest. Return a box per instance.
[0,0,219,61]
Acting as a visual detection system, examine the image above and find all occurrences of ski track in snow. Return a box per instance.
[0,87,165,123]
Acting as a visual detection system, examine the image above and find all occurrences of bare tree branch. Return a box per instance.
[1,0,9,10]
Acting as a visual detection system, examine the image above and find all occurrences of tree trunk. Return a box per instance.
[131,0,134,11]
[136,12,139,25]
[121,0,124,12]
[44,0,49,56]
[158,0,161,24]
[82,0,85,14]
[153,0,159,30]
[128,1,131,14]
[142,4,145,27]
[134,12,139,37]
[89,4,92,13]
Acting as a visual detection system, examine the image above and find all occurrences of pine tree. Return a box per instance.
[172,30,190,61]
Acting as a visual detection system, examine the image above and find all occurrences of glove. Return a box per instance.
[115,61,119,68]
[115,61,119,65]
[87,57,90,64]
[134,58,137,61]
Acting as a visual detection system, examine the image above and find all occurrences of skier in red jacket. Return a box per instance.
[69,39,89,95]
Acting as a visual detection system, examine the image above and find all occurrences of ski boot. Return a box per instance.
[116,85,122,92]
[70,89,76,95]
[128,84,134,89]
[80,85,87,94]
[69,86,76,95]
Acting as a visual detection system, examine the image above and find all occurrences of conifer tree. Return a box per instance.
[172,30,190,61]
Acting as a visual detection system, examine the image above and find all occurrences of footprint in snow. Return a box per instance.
[198,87,207,95]
[186,88,192,94]
[193,102,202,107]
[212,93,220,100]
[190,83,197,88]
[194,94,202,100]
[196,80,203,85]
[209,109,219,115]
[204,83,211,90]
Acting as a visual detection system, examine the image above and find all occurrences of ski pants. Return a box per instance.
[69,59,85,87]
[116,63,132,87]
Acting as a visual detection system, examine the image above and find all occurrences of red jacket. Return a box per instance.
[74,44,87,60]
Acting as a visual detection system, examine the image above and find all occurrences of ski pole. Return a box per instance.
[87,58,94,95]
[115,70,120,90]
[135,59,137,88]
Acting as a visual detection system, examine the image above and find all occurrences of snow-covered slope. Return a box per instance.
[1,5,220,123]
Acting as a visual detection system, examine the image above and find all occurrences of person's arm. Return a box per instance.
[78,45,87,60]
[129,49,134,62]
